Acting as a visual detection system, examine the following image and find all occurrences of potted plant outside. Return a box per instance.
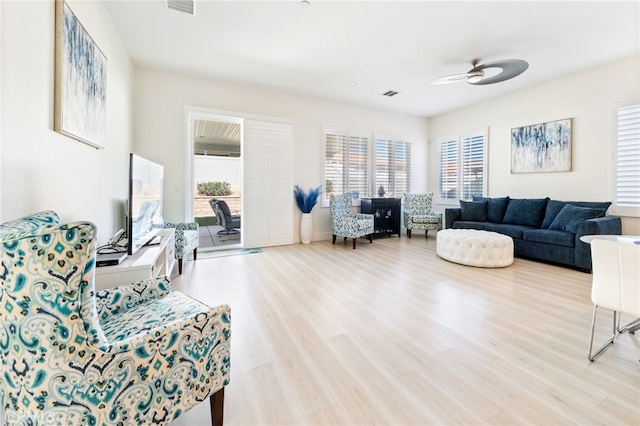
[294,185,321,244]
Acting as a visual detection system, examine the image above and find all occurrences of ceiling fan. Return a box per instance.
[431,58,529,86]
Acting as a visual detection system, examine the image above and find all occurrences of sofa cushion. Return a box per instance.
[541,200,611,228]
[452,221,487,230]
[541,200,567,228]
[502,198,549,227]
[548,204,604,233]
[473,196,510,223]
[459,200,488,222]
[569,201,611,211]
[484,223,533,240]
[522,229,575,248]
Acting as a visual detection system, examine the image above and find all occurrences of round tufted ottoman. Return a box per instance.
[437,229,514,267]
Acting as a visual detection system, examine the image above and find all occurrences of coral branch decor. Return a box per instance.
[294,185,322,244]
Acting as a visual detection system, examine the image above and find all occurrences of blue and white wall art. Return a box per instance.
[54,0,107,148]
[510,118,572,173]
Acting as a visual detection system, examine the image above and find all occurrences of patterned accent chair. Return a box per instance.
[403,192,442,238]
[163,222,199,274]
[0,211,231,425]
[330,193,374,249]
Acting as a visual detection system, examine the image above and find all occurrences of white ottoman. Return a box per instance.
[437,229,514,267]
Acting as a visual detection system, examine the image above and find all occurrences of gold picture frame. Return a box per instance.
[54,0,107,149]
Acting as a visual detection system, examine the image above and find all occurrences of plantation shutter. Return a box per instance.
[375,137,411,196]
[375,138,392,194]
[438,138,458,200]
[394,140,411,195]
[243,119,293,248]
[614,101,640,215]
[461,133,486,200]
[348,134,369,196]
[322,127,370,206]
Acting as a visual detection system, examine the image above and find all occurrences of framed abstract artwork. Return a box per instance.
[54,0,107,149]
[510,118,572,173]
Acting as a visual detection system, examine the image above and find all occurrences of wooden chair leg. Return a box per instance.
[352,238,356,249]
[210,388,225,426]
[178,258,183,275]
[193,248,198,260]
[332,235,336,244]
[368,234,373,243]
[425,230,429,238]
[407,229,412,238]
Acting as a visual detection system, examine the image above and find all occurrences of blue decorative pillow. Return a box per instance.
[473,196,509,222]
[502,198,549,227]
[548,204,604,233]
[541,200,567,228]
[486,197,510,223]
[460,200,488,222]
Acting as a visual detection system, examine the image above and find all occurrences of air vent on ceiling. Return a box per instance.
[167,0,195,15]
[382,90,400,97]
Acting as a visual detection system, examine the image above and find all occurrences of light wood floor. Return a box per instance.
[171,236,640,425]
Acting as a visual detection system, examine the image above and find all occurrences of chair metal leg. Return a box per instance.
[178,258,183,275]
[210,387,225,426]
[618,317,640,334]
[588,305,618,361]
[193,248,198,261]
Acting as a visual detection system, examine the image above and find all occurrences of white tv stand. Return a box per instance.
[94,228,176,290]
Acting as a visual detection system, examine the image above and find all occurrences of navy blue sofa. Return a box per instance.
[444,197,622,272]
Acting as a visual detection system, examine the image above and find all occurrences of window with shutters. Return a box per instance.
[437,129,487,203]
[612,98,640,217]
[375,136,411,197]
[322,127,370,207]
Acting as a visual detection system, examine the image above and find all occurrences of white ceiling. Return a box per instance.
[104,1,640,117]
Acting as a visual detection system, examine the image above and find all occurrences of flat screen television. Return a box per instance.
[127,153,164,255]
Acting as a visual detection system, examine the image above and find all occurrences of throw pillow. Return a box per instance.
[472,196,510,223]
[548,204,604,233]
[459,200,488,222]
[541,200,567,228]
[502,198,549,227]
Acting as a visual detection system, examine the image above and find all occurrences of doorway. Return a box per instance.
[190,115,243,251]
[185,106,294,250]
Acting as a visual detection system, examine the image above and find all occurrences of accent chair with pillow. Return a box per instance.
[164,221,199,274]
[444,197,622,271]
[403,192,442,238]
[0,211,231,425]
[330,193,374,249]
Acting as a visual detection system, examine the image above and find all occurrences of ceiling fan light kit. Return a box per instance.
[465,70,484,83]
[432,58,529,86]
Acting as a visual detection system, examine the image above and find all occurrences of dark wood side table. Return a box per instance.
[360,197,402,238]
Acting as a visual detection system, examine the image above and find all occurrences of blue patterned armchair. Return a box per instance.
[330,193,374,249]
[164,222,199,274]
[403,192,442,238]
[0,211,230,425]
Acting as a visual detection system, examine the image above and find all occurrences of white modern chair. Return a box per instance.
[588,238,640,361]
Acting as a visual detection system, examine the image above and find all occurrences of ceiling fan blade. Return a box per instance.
[468,59,528,85]
[430,73,469,85]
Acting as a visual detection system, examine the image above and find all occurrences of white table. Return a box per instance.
[581,234,640,333]
[580,234,640,245]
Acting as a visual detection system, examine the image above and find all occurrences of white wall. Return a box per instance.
[134,66,430,242]
[0,0,134,243]
[428,55,640,235]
